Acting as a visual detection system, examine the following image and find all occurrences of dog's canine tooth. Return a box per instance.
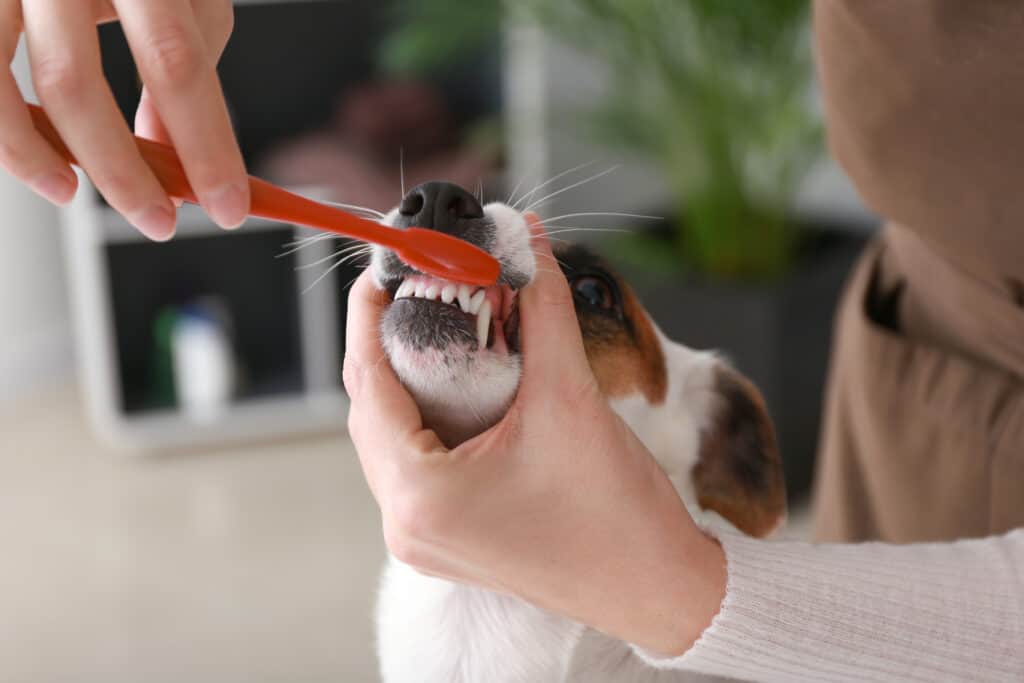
[425,284,440,300]
[476,299,492,350]
[469,289,486,315]
[396,280,413,299]
[441,284,456,304]
[457,285,473,313]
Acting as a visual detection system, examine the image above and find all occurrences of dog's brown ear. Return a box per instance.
[692,364,786,538]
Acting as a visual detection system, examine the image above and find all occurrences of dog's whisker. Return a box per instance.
[540,211,662,223]
[334,241,375,256]
[531,236,572,249]
[513,160,598,211]
[295,250,350,271]
[302,255,361,295]
[522,166,621,214]
[542,227,633,237]
[333,250,374,267]
[276,233,337,258]
[294,245,372,271]
[530,251,566,268]
[342,267,368,293]
[506,173,528,206]
[319,198,387,219]
[399,147,406,199]
[282,232,331,249]
[465,374,488,428]
[530,251,569,269]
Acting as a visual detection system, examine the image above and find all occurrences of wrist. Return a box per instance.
[628,499,727,657]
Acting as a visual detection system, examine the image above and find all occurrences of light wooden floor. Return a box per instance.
[0,385,811,683]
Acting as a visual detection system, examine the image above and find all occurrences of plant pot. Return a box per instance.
[611,224,871,502]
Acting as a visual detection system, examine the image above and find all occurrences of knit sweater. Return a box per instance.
[637,529,1024,682]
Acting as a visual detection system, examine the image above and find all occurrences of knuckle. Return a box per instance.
[90,168,148,211]
[140,23,206,88]
[539,282,574,310]
[345,404,367,444]
[382,521,423,567]
[388,491,447,549]
[341,357,362,397]
[33,54,86,103]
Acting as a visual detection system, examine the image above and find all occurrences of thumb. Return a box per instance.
[343,270,423,441]
[517,214,592,386]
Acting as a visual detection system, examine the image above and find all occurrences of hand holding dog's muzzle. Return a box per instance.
[344,218,727,658]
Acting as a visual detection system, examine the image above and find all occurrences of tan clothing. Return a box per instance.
[812,1,1024,542]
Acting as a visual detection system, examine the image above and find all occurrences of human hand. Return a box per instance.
[1,0,247,240]
[343,218,726,656]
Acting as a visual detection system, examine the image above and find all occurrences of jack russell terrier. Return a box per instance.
[367,181,786,682]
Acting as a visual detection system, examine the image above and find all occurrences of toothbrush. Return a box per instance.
[26,102,501,287]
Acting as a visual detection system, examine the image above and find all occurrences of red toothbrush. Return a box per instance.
[26,102,501,287]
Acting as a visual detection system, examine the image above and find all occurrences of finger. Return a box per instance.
[114,0,248,229]
[130,2,235,143]
[134,87,171,143]
[24,0,176,239]
[517,214,592,382]
[0,5,78,205]
[343,271,423,442]
[189,0,234,56]
[91,0,116,21]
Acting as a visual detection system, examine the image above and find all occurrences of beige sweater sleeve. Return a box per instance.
[635,529,1024,682]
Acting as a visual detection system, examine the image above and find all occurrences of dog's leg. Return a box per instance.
[377,557,585,683]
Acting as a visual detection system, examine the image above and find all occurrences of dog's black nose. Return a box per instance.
[397,182,484,235]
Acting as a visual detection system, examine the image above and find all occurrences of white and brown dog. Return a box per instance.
[368,181,786,682]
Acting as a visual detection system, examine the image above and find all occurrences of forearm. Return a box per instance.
[637,529,1024,682]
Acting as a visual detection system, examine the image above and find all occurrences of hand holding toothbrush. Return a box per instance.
[0,0,246,240]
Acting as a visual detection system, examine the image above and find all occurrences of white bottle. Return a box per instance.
[171,308,235,423]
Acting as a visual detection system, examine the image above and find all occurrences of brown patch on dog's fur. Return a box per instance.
[692,366,786,537]
[553,244,667,404]
[584,285,667,404]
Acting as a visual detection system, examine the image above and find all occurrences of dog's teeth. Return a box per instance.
[396,281,413,299]
[457,285,472,313]
[476,300,492,350]
[441,284,456,304]
[469,289,486,315]
[414,281,427,298]
[425,284,440,300]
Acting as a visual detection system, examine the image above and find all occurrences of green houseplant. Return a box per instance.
[382,0,821,281]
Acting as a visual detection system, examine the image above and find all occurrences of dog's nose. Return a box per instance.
[397,181,484,236]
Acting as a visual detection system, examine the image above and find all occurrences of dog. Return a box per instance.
[367,181,786,682]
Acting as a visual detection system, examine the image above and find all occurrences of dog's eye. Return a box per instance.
[572,276,614,310]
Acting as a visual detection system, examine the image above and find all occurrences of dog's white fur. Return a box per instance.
[372,203,736,682]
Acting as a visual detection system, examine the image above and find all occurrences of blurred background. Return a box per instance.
[1,1,876,681]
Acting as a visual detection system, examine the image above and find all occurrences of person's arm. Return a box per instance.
[637,529,1024,682]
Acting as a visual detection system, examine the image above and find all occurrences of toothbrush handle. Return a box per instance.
[27,101,501,285]
[246,177,404,249]
[27,102,404,249]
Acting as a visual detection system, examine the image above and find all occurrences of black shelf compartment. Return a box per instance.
[105,227,304,414]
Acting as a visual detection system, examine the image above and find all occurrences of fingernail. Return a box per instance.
[31,171,76,205]
[134,205,176,242]
[202,183,249,230]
